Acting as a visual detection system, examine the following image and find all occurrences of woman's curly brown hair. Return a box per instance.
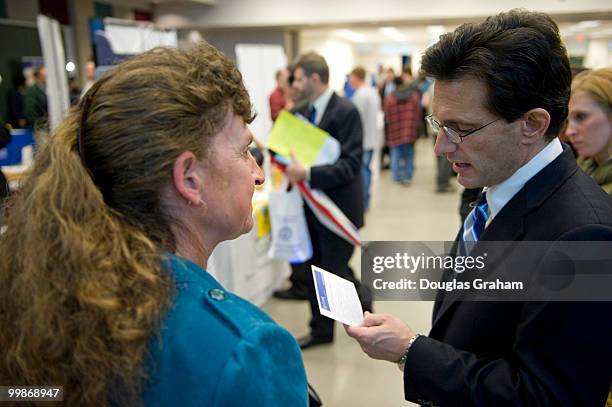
[0,43,253,406]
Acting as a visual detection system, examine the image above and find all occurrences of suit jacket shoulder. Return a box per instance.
[482,146,612,242]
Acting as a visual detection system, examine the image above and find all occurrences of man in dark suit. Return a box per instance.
[346,10,612,406]
[285,52,371,349]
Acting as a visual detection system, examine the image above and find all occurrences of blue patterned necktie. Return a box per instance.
[308,105,317,124]
[459,191,489,256]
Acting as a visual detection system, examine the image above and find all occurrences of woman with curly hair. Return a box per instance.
[0,44,308,406]
[566,67,612,195]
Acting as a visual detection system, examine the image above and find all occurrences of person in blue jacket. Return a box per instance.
[0,44,308,406]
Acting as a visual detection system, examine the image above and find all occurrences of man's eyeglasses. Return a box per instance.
[426,114,501,143]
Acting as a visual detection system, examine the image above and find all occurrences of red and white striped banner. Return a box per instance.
[271,155,362,247]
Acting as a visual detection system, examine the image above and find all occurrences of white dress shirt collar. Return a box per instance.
[485,137,563,223]
[310,87,334,126]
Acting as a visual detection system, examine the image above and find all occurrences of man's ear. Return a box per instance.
[521,108,551,144]
[311,73,321,86]
[172,151,202,205]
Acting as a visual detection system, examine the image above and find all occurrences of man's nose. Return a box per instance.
[433,130,457,156]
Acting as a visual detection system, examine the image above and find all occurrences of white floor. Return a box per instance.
[262,138,464,407]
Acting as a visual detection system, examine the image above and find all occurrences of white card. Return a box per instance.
[311,265,364,326]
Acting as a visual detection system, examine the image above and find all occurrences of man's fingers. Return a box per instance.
[363,312,387,327]
[345,325,362,338]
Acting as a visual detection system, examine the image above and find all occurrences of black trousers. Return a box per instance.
[303,206,371,339]
[288,262,310,294]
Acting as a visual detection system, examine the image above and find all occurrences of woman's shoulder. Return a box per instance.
[162,253,277,334]
[577,157,612,194]
[143,254,307,406]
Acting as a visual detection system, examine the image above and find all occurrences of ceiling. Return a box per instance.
[300,18,612,47]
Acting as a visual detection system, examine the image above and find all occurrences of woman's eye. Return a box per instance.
[574,113,588,122]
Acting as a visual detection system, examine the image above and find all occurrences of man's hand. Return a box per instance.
[285,151,306,183]
[345,312,415,362]
[285,100,295,112]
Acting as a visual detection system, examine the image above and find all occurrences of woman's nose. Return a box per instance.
[252,157,265,186]
[564,120,577,140]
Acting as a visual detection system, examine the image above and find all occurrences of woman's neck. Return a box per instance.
[172,225,213,270]
[175,244,209,269]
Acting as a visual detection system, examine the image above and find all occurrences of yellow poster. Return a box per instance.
[267,111,329,167]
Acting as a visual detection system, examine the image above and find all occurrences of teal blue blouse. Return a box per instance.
[141,254,308,406]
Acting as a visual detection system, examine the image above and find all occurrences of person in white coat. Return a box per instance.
[350,66,381,211]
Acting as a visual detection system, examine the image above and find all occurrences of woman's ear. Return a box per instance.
[172,151,203,205]
[521,108,551,144]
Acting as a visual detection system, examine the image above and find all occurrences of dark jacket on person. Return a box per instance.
[293,93,363,228]
[403,145,612,407]
[6,88,25,129]
[24,83,48,130]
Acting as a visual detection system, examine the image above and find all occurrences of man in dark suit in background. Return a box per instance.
[346,10,612,406]
[285,52,371,349]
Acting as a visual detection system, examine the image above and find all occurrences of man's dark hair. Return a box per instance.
[351,66,366,82]
[421,9,571,140]
[295,52,329,84]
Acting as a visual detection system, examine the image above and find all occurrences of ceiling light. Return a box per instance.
[576,20,601,29]
[379,27,406,41]
[334,29,367,43]
[427,25,446,35]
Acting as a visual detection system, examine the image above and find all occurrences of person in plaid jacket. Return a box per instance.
[383,67,422,185]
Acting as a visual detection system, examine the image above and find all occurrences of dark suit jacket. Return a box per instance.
[293,93,363,228]
[404,146,612,406]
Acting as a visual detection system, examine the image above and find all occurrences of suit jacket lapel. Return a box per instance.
[293,100,309,118]
[317,92,337,131]
[431,145,578,330]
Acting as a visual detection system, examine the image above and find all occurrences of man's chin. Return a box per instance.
[457,174,481,189]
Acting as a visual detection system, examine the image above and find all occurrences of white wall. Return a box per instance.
[155,0,612,29]
[584,38,612,68]
[235,44,287,143]
[299,34,355,93]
